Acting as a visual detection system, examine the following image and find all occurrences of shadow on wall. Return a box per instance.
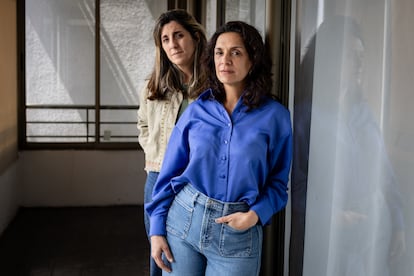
[0,126,18,175]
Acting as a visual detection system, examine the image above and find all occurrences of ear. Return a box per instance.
[194,32,200,42]
[248,63,254,75]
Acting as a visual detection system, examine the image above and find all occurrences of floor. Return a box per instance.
[0,205,150,276]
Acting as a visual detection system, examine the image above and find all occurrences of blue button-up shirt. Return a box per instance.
[146,89,293,236]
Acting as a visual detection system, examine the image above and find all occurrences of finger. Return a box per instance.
[163,245,174,263]
[153,254,172,273]
[150,236,174,272]
[215,214,231,224]
[215,216,226,223]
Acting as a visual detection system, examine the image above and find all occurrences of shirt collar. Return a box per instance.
[198,88,215,100]
[197,88,250,112]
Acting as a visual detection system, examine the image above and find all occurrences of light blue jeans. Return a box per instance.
[144,171,162,276]
[163,184,263,276]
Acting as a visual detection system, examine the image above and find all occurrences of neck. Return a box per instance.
[177,65,193,84]
[223,85,243,114]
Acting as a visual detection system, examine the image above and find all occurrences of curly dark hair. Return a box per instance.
[202,21,273,109]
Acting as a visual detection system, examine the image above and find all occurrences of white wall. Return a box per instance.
[19,150,146,207]
[1,150,146,235]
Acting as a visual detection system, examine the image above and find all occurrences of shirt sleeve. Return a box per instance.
[144,120,190,236]
[250,113,293,225]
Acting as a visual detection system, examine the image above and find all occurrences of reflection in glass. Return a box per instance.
[298,10,411,276]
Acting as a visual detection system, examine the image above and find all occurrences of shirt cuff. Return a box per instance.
[149,215,167,236]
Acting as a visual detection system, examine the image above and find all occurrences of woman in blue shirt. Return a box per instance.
[145,21,293,276]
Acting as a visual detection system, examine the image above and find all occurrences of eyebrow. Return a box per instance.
[161,30,183,39]
[214,46,245,50]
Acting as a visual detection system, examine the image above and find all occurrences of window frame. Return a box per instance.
[17,0,141,150]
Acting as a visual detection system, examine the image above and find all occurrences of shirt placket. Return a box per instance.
[217,111,233,200]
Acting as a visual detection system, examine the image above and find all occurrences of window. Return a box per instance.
[20,0,167,149]
[204,0,266,40]
[224,0,266,37]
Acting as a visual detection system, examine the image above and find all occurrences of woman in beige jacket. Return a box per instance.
[137,9,207,276]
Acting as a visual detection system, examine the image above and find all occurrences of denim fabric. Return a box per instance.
[164,184,263,276]
[144,171,162,276]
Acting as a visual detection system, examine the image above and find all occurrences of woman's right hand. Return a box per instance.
[150,235,174,272]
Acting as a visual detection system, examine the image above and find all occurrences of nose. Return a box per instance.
[221,52,232,65]
[168,38,178,49]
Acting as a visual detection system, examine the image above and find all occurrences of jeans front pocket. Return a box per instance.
[166,192,194,239]
[219,224,262,258]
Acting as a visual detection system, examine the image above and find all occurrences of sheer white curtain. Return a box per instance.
[293,0,414,275]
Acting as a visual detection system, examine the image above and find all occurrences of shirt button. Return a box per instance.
[224,140,228,144]
[221,156,227,160]
[219,174,226,179]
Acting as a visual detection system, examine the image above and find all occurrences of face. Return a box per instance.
[161,21,196,71]
[214,32,252,91]
[343,36,364,85]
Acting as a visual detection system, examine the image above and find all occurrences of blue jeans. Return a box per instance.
[164,184,263,276]
[144,171,162,276]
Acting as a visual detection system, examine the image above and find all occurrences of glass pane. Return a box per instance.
[99,109,138,142]
[205,0,266,39]
[100,0,167,106]
[294,1,414,275]
[382,1,414,274]
[26,107,94,143]
[26,109,88,122]
[27,137,95,143]
[205,0,218,38]
[27,123,88,138]
[100,123,138,142]
[100,109,137,122]
[26,0,95,105]
[225,0,266,38]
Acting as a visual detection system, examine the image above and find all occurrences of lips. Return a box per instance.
[219,69,234,74]
[171,51,183,56]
